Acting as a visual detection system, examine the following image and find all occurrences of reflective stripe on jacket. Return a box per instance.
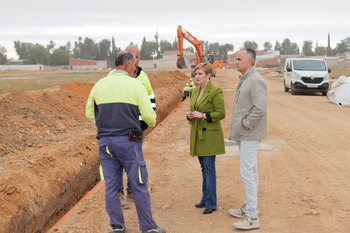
[85,70,156,139]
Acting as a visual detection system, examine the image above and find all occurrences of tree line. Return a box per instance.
[244,35,350,56]
[0,31,349,65]
[0,31,234,65]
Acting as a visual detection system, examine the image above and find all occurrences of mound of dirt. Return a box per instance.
[0,70,189,233]
[0,88,89,156]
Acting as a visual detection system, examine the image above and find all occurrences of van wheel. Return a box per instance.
[322,91,327,96]
[284,80,289,92]
[291,83,296,95]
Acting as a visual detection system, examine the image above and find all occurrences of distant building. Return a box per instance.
[162,50,196,60]
[7,59,23,64]
[139,50,196,69]
[227,50,280,68]
[0,64,43,71]
[346,52,350,59]
[337,52,350,61]
[69,58,107,70]
[256,58,279,67]
[163,50,179,58]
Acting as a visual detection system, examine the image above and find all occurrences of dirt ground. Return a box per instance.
[1,68,350,233]
[0,70,189,233]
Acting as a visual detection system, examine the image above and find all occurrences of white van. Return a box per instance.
[284,58,331,96]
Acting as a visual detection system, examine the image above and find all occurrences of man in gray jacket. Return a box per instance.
[228,48,267,230]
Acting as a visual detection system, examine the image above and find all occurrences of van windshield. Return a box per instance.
[293,60,326,71]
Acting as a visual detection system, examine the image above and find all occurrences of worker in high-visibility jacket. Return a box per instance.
[85,51,165,233]
[126,45,156,131]
[108,45,156,209]
[181,78,196,101]
[108,46,156,132]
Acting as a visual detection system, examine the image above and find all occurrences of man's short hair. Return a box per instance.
[115,51,134,67]
[245,48,256,66]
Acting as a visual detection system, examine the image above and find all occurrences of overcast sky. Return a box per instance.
[1,0,350,58]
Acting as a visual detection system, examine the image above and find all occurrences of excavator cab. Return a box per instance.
[207,53,215,65]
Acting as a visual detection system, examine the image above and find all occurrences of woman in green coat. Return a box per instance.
[186,62,226,214]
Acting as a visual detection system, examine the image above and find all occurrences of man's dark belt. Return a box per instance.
[129,131,143,142]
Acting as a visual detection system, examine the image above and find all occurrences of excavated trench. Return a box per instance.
[0,71,189,233]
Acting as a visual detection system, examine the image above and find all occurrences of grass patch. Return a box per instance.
[0,70,110,94]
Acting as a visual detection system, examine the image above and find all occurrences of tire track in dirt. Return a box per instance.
[267,78,350,232]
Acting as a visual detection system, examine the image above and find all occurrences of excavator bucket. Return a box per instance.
[177,57,187,69]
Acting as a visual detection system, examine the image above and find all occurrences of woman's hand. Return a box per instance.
[186,111,194,119]
[191,111,203,119]
[187,111,205,119]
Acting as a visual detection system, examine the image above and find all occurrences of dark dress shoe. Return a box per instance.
[195,202,205,208]
[203,208,216,214]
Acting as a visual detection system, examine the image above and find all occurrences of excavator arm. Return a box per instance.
[177,25,204,69]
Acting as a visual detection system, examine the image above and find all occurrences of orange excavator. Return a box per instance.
[176,25,223,77]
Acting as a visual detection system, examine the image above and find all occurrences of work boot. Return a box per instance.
[127,192,134,202]
[233,215,260,230]
[111,225,125,233]
[228,204,246,218]
[142,225,166,233]
[118,192,130,210]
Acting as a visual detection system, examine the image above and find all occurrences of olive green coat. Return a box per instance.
[188,81,226,156]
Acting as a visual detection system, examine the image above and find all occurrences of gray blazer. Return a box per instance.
[229,67,267,141]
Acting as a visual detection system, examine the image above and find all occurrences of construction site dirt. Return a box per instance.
[1,68,350,233]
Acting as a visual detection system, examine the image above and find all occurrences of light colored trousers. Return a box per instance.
[237,140,260,218]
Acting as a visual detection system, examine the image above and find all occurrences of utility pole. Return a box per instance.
[327,33,331,56]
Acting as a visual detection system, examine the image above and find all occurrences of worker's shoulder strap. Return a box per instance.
[134,66,142,78]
